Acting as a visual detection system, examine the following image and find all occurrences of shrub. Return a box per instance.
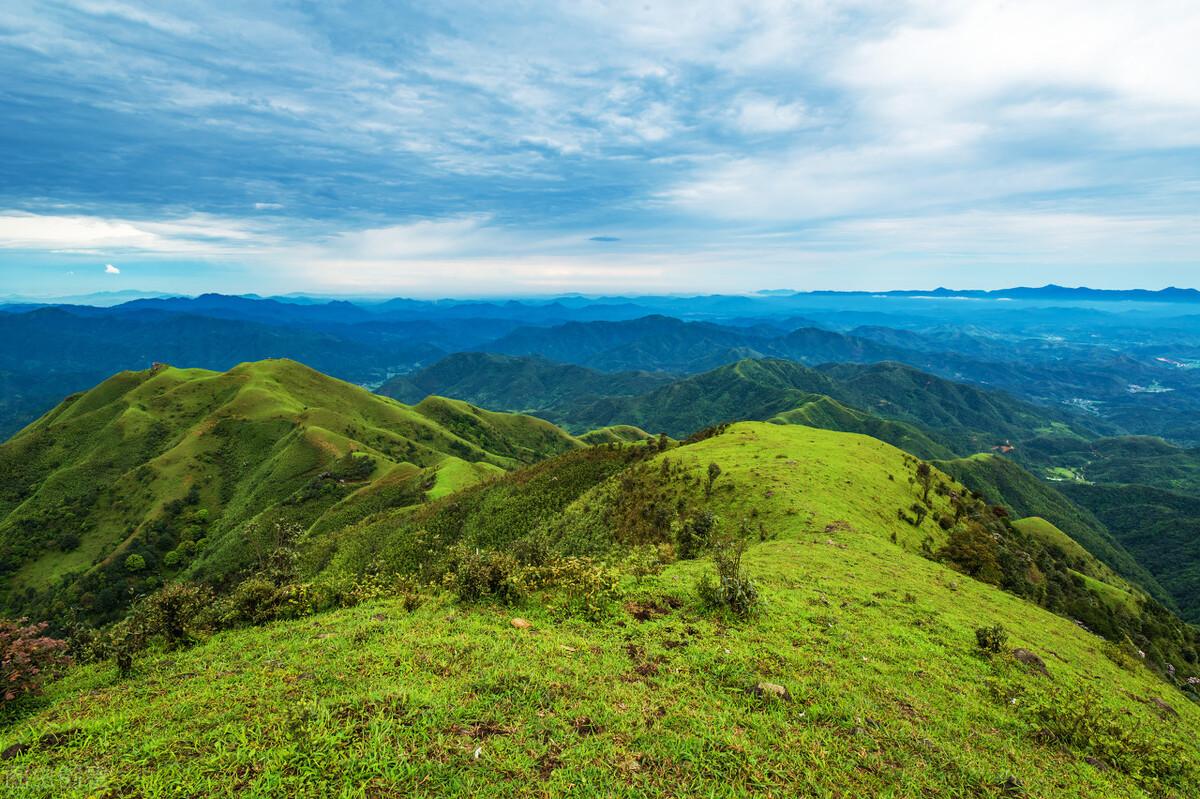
[124,553,146,572]
[134,582,216,650]
[527,556,622,619]
[676,511,716,560]
[705,462,722,498]
[1101,638,1142,672]
[0,619,71,702]
[225,576,285,625]
[995,679,1196,792]
[625,544,666,582]
[441,544,525,604]
[975,624,1009,654]
[697,533,759,617]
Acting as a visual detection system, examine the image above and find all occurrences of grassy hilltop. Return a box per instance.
[4,421,1200,797]
[0,359,581,622]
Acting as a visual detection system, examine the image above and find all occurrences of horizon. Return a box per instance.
[6,282,1200,306]
[3,2,1200,296]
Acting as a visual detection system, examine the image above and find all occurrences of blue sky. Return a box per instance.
[1,1,1198,297]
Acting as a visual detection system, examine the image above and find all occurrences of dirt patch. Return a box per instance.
[447,720,513,739]
[572,716,602,736]
[625,601,672,622]
[1,729,80,761]
[537,744,563,778]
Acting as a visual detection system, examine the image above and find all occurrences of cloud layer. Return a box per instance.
[1,1,1197,295]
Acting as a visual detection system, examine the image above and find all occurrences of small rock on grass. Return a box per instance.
[510,618,532,630]
[1011,648,1049,677]
[752,682,791,701]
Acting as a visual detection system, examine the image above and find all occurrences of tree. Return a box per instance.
[124,553,146,572]
[916,462,933,505]
[706,462,722,498]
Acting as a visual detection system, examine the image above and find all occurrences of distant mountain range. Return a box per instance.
[6,284,1200,308]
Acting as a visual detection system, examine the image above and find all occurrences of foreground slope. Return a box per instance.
[0,360,580,621]
[3,423,1198,797]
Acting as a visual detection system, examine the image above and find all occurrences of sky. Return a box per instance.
[1,0,1199,297]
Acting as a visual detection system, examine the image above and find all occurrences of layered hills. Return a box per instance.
[0,359,581,623]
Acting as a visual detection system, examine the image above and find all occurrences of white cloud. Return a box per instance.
[729,95,812,134]
[104,263,120,274]
[835,0,1200,145]
[0,211,279,255]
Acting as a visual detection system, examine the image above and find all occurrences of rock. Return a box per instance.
[510,617,532,630]
[752,682,791,701]
[1011,648,1049,677]
[997,775,1025,796]
[1150,697,1179,718]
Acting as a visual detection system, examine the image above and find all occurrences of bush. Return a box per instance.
[705,462,722,498]
[625,544,667,582]
[441,544,525,604]
[697,533,759,617]
[975,624,1009,654]
[676,511,716,560]
[124,553,146,572]
[1101,638,1142,672]
[225,576,286,625]
[134,582,216,650]
[526,556,622,619]
[0,618,71,702]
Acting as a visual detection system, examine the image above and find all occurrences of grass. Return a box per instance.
[1010,516,1132,593]
[6,422,1198,796]
[4,529,1195,796]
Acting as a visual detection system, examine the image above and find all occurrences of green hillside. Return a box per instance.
[399,356,1095,465]
[1024,434,1200,495]
[0,360,580,623]
[566,358,838,437]
[768,394,953,459]
[5,422,1200,796]
[935,453,1173,610]
[1062,483,1200,623]
[378,352,672,409]
[563,357,954,456]
[817,361,1094,454]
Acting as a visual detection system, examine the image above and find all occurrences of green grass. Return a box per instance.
[1012,517,1092,563]
[577,425,654,445]
[4,423,1198,796]
[1010,516,1132,594]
